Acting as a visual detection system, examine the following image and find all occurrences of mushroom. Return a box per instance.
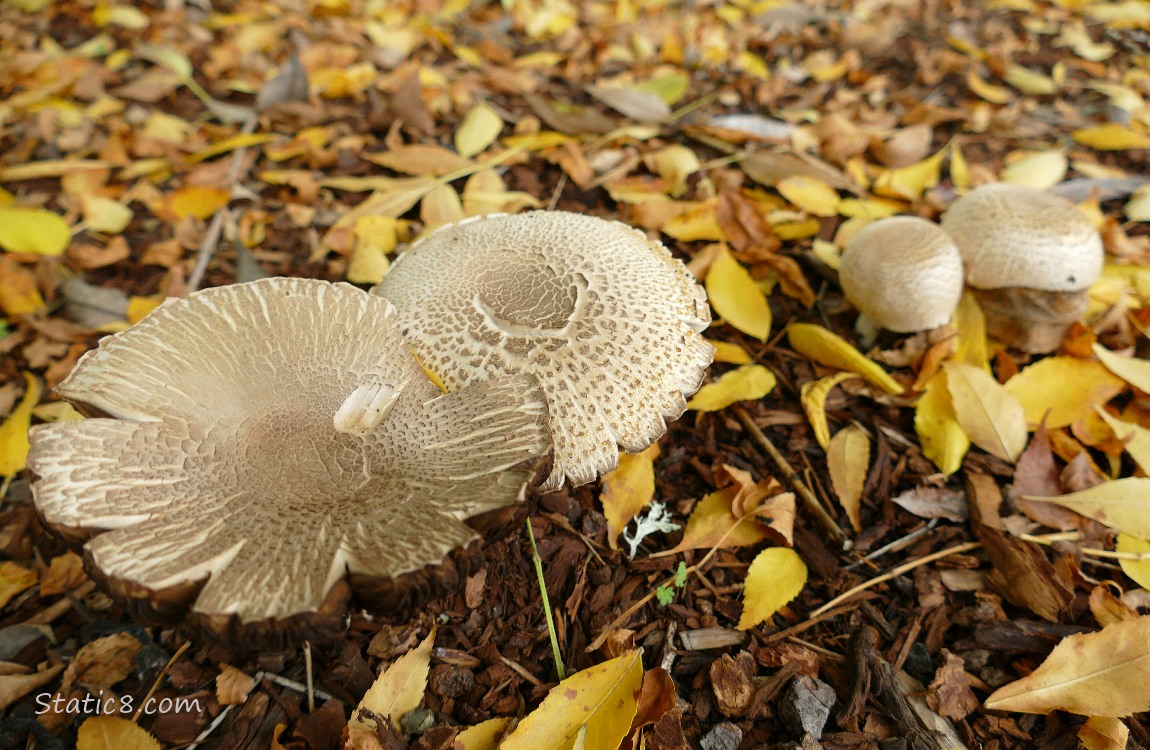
[28,278,548,641]
[940,183,1104,353]
[839,216,964,333]
[372,211,714,490]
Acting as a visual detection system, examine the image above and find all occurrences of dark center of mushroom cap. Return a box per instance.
[474,257,582,336]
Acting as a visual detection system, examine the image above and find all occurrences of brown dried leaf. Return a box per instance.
[1012,423,1080,530]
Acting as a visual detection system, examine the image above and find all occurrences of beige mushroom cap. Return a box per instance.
[372,211,714,491]
[940,183,1104,292]
[840,216,964,332]
[29,278,547,632]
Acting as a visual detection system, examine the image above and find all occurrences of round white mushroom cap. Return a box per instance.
[940,183,1104,292]
[839,216,964,332]
[29,278,548,628]
[372,211,715,491]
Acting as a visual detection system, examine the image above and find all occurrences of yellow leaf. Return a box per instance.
[1004,357,1126,429]
[943,361,1027,463]
[787,323,903,395]
[800,372,858,451]
[709,340,751,365]
[705,245,772,341]
[0,373,41,478]
[984,615,1150,717]
[126,295,163,324]
[1127,185,1150,222]
[0,561,36,610]
[1001,151,1068,191]
[456,717,512,750]
[1004,64,1057,95]
[163,186,230,221]
[75,716,160,750]
[1073,124,1150,151]
[0,258,45,317]
[351,627,435,732]
[687,365,776,412]
[952,291,988,369]
[0,206,71,255]
[651,145,699,198]
[1026,478,1150,538]
[633,72,689,105]
[500,651,642,750]
[662,202,724,241]
[601,444,660,551]
[81,196,133,235]
[872,143,949,201]
[950,141,971,192]
[348,216,399,285]
[420,183,465,228]
[1079,716,1129,750]
[455,103,504,158]
[187,133,278,163]
[1117,534,1150,590]
[663,487,768,554]
[827,424,869,531]
[967,71,1014,103]
[363,145,475,177]
[737,547,807,630]
[914,370,969,476]
[1094,343,1150,393]
[1095,408,1150,476]
[776,175,840,217]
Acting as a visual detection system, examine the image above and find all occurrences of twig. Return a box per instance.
[845,519,939,571]
[303,641,315,714]
[133,641,190,723]
[810,542,981,617]
[187,670,336,749]
[732,404,845,544]
[526,517,566,680]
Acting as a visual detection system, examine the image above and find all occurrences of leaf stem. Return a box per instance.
[526,517,566,680]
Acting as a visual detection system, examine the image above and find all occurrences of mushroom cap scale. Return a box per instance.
[29,278,548,631]
[372,211,715,490]
[839,216,964,332]
[939,183,1104,292]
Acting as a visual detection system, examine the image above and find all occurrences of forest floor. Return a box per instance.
[2,0,1150,748]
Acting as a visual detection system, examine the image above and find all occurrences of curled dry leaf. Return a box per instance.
[787,323,903,394]
[687,364,776,412]
[800,372,858,451]
[942,361,1027,463]
[826,424,869,531]
[985,615,1150,717]
[351,627,435,732]
[500,650,643,750]
[737,548,807,630]
[914,370,969,477]
[601,444,660,551]
[1079,716,1130,750]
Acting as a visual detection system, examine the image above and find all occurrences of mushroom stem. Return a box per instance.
[333,380,409,434]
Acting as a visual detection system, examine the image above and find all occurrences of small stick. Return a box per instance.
[811,542,980,617]
[732,404,845,544]
[303,641,315,714]
[526,517,567,680]
[845,519,939,570]
[133,641,190,723]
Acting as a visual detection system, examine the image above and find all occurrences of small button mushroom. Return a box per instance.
[373,211,715,491]
[940,183,1104,353]
[28,278,548,643]
[839,216,964,334]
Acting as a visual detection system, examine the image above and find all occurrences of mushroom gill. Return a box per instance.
[372,211,715,491]
[28,278,548,639]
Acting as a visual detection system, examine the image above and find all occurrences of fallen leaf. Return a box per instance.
[1004,357,1125,429]
[984,615,1150,717]
[0,562,36,610]
[943,361,1027,463]
[620,668,676,750]
[661,487,771,555]
[1073,124,1150,151]
[800,372,858,450]
[1117,534,1150,590]
[788,323,903,394]
[363,146,475,177]
[421,183,465,228]
[872,143,948,201]
[75,716,161,750]
[454,102,504,158]
[705,245,772,340]
[601,444,660,551]
[39,551,86,597]
[737,548,807,630]
[776,175,840,217]
[455,717,512,750]
[500,650,643,750]
[709,340,752,364]
[351,627,435,732]
[1013,423,1080,530]
[952,291,989,369]
[216,665,255,706]
[587,84,670,123]
[1079,716,1130,750]
[0,206,71,255]
[687,364,776,412]
[1094,343,1150,393]
[1096,408,1150,476]
[914,370,969,477]
[0,257,46,316]
[0,373,41,478]
[1001,151,1068,191]
[0,663,64,713]
[827,424,869,531]
[891,487,968,522]
[1026,479,1150,538]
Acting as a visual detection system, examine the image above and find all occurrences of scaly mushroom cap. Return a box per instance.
[940,183,1104,292]
[839,216,964,332]
[372,211,714,491]
[28,278,547,635]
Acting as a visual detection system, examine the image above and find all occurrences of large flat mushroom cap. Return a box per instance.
[372,211,715,490]
[28,278,548,636]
